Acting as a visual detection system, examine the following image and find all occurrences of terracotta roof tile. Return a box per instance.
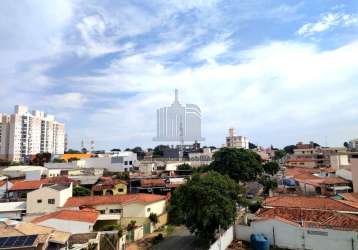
[64,193,166,207]
[32,210,99,224]
[257,207,358,231]
[340,193,358,203]
[264,196,358,212]
[9,179,49,191]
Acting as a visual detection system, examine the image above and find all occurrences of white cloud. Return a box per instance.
[43,92,87,109]
[297,12,358,36]
[193,41,231,63]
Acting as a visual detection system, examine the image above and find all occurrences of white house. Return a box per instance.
[63,193,167,226]
[0,201,26,220]
[32,209,99,234]
[0,178,12,198]
[26,183,73,214]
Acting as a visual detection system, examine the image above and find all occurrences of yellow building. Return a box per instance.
[62,153,93,162]
[92,179,127,196]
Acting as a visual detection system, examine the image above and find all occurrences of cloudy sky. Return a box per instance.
[1,0,358,150]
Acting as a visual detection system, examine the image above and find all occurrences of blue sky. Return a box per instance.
[1,0,358,150]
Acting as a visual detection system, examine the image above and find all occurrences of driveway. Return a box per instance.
[153,226,204,250]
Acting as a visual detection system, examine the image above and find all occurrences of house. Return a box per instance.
[32,209,99,234]
[1,165,47,179]
[237,207,358,250]
[0,179,12,198]
[8,177,77,200]
[91,177,127,196]
[0,220,70,250]
[263,196,358,213]
[0,202,26,220]
[63,193,167,227]
[26,183,73,214]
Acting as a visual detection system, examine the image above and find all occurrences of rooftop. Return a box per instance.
[0,202,26,212]
[263,196,358,212]
[64,193,166,208]
[257,207,358,231]
[32,210,99,224]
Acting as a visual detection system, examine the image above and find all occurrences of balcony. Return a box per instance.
[98,214,121,221]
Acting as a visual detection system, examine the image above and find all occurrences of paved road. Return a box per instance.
[153,226,204,250]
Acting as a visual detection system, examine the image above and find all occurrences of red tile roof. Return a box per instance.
[9,179,49,191]
[92,178,127,191]
[264,196,358,212]
[320,177,350,185]
[257,207,358,231]
[32,210,99,224]
[285,167,320,178]
[9,177,78,191]
[140,179,166,187]
[64,193,166,208]
[340,193,358,203]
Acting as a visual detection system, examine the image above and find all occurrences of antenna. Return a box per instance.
[90,139,95,152]
[81,139,84,149]
[179,116,184,161]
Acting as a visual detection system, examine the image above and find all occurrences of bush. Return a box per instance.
[152,233,164,244]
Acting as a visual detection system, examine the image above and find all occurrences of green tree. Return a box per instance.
[81,148,88,153]
[149,212,159,225]
[274,150,286,160]
[283,145,296,154]
[209,148,263,182]
[177,163,192,171]
[259,175,278,195]
[153,145,170,158]
[131,146,145,160]
[31,152,52,166]
[73,185,91,196]
[52,158,65,163]
[66,149,81,154]
[248,142,257,149]
[169,171,244,245]
[263,161,280,175]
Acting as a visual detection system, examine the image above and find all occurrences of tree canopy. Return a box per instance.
[177,163,192,171]
[273,149,286,160]
[209,148,263,182]
[131,146,145,160]
[283,145,296,154]
[73,185,91,196]
[263,161,280,175]
[153,145,170,157]
[169,171,244,245]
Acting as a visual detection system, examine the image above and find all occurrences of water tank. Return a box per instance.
[250,233,269,250]
[283,178,296,186]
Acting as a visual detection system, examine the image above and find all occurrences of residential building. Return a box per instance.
[349,139,358,151]
[225,128,249,149]
[63,193,167,227]
[0,114,10,160]
[32,209,99,234]
[237,207,358,250]
[91,177,127,196]
[0,202,26,220]
[0,105,65,162]
[26,183,73,214]
[1,165,47,179]
[153,89,204,142]
[188,147,214,167]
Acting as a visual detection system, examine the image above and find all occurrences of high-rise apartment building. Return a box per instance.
[0,105,65,162]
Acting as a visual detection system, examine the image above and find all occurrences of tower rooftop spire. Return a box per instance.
[174,89,179,104]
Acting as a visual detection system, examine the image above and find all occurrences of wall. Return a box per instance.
[209,225,234,250]
[351,159,358,192]
[37,218,93,234]
[236,219,358,250]
[26,185,72,214]
[144,200,166,217]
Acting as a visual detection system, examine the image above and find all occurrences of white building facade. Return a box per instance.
[0,105,65,162]
[226,128,249,149]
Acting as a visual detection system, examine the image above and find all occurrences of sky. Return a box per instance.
[0,0,358,150]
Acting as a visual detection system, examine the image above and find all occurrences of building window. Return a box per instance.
[124,161,128,165]
[109,209,121,214]
[48,199,55,204]
[147,208,151,212]
[37,199,42,203]
[99,210,106,214]
[129,161,133,165]
[118,188,124,192]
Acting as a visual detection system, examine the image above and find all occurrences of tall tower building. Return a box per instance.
[0,105,65,162]
[153,90,204,142]
[225,128,249,149]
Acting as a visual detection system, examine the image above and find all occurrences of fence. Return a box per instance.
[209,225,234,250]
